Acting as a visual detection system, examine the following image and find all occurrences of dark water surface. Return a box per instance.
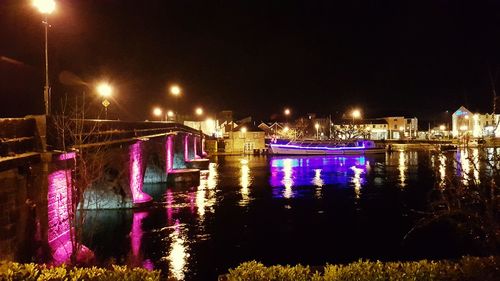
[74,149,490,280]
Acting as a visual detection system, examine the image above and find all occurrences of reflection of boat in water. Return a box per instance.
[269,139,386,155]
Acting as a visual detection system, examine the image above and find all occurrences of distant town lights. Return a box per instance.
[315,123,320,129]
[167,110,174,117]
[33,0,56,14]
[284,108,291,116]
[460,125,468,131]
[439,125,446,130]
[240,127,247,133]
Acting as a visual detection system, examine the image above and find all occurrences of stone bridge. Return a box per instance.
[0,116,210,262]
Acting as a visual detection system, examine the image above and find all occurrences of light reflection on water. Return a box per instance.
[77,148,500,280]
[270,156,369,198]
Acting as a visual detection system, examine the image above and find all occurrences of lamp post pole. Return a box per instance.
[43,15,50,115]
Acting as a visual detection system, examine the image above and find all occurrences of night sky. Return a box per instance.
[2,0,500,121]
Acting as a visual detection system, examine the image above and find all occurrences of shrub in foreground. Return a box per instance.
[224,256,499,281]
[0,261,161,281]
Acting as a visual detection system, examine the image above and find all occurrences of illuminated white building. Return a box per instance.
[451,106,500,137]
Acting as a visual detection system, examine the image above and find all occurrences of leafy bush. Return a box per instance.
[0,261,160,281]
[225,256,499,281]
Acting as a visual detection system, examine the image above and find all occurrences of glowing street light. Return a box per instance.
[169,84,182,121]
[240,127,247,134]
[284,108,291,116]
[283,126,289,132]
[351,109,361,120]
[153,107,163,120]
[195,107,203,116]
[315,123,320,139]
[33,0,56,14]
[439,125,446,131]
[96,82,113,119]
[33,0,56,116]
[170,85,181,96]
[167,110,174,121]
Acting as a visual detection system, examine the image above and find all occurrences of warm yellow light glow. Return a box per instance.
[460,125,468,131]
[283,126,289,132]
[351,109,361,119]
[315,123,320,129]
[240,127,247,133]
[439,125,446,131]
[282,158,294,198]
[473,114,479,120]
[399,126,404,131]
[464,115,469,120]
[284,108,291,115]
[195,107,203,116]
[167,110,174,117]
[33,0,56,14]
[170,85,181,96]
[96,82,112,98]
[153,107,162,117]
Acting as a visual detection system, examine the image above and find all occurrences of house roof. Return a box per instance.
[232,122,265,132]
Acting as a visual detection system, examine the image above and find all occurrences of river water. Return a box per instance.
[29,148,498,280]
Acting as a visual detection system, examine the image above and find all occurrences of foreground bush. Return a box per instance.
[0,261,160,281]
[224,256,499,281]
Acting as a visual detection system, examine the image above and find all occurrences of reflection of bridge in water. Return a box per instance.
[0,116,210,264]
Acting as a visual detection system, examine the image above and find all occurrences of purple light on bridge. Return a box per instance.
[130,142,153,204]
[184,135,189,161]
[194,137,198,159]
[58,152,76,161]
[48,169,93,264]
[166,135,174,172]
[47,169,73,264]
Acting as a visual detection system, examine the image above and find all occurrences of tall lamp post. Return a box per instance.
[96,82,112,119]
[33,0,56,115]
[315,123,320,140]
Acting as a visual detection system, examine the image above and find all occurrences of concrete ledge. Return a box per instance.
[185,159,210,170]
[167,168,200,186]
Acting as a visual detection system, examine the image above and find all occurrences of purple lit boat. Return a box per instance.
[269,140,386,155]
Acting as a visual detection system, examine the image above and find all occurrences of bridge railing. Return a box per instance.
[47,118,202,150]
[0,118,40,156]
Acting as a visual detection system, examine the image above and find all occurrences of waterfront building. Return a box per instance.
[224,122,265,153]
[383,117,418,139]
[332,119,389,140]
[452,106,500,137]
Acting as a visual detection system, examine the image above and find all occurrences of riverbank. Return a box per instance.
[221,256,499,281]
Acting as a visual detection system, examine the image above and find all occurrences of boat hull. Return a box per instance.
[269,145,386,155]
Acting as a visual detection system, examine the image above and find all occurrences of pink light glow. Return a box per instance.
[130,211,148,261]
[130,142,153,204]
[47,169,73,263]
[184,135,189,161]
[58,152,76,161]
[202,138,207,157]
[166,189,174,223]
[193,137,198,158]
[166,135,174,172]
[48,169,93,264]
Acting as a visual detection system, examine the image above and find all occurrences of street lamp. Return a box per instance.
[169,85,181,121]
[167,110,174,121]
[284,108,291,116]
[195,107,203,116]
[33,0,56,115]
[153,107,163,121]
[96,82,113,119]
[351,109,361,122]
[315,123,320,140]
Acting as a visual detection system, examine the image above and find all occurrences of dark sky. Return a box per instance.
[2,0,500,121]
